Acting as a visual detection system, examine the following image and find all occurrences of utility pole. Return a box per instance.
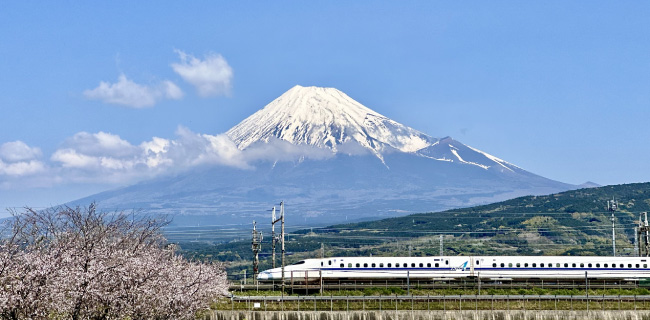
[271,201,286,293]
[439,235,444,256]
[608,198,618,256]
[638,212,650,257]
[271,206,277,268]
[251,221,263,281]
[643,212,650,257]
[634,226,639,257]
[280,201,285,294]
[408,244,412,257]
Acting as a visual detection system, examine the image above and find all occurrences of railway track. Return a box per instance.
[230,278,642,292]
[230,294,650,303]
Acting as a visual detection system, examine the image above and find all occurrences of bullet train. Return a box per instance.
[257,256,650,281]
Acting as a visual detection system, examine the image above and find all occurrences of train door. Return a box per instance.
[469,256,475,277]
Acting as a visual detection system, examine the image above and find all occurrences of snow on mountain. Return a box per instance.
[227,85,524,173]
[415,137,524,175]
[227,85,436,159]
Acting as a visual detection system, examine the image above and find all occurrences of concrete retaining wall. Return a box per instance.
[208,310,650,320]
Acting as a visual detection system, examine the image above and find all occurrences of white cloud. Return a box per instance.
[51,132,143,172]
[162,81,183,100]
[61,131,139,158]
[0,141,46,177]
[140,137,173,168]
[0,141,42,162]
[171,50,233,97]
[51,149,101,168]
[84,74,183,108]
[165,126,249,169]
[45,127,336,184]
[0,159,46,176]
[242,138,335,163]
[2,128,336,188]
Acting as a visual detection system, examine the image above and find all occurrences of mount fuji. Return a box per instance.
[72,85,576,233]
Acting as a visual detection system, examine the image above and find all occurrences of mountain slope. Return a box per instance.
[71,85,577,233]
[185,182,650,274]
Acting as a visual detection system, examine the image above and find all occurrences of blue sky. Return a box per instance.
[1,1,649,211]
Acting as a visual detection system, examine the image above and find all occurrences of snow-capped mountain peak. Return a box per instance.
[227,85,529,173]
[226,85,436,157]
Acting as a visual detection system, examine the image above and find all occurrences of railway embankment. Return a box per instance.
[207,310,650,320]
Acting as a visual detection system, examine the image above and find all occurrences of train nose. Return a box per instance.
[257,271,269,280]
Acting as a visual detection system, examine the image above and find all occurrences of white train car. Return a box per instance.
[257,256,650,281]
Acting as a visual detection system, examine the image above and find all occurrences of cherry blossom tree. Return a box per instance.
[0,203,228,320]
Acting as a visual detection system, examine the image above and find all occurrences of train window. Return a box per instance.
[564,263,568,267]
[446,260,449,265]
[380,263,384,268]
[348,263,352,268]
[419,263,423,268]
[644,264,648,268]
[501,263,505,267]
[435,263,439,267]
[572,263,576,268]
[371,263,375,268]
[396,263,400,267]
[321,262,323,267]
[580,263,584,268]
[427,263,431,267]
[516,263,520,268]
[364,263,368,268]
[588,264,592,268]
[533,263,537,267]
[604,264,608,268]
[556,263,560,267]
[476,261,480,265]
[388,263,392,267]
[540,263,544,267]
[508,263,512,267]
[596,263,600,268]
[328,260,332,265]
[493,263,497,267]
[356,263,360,268]
[524,263,528,267]
[628,264,633,268]
[340,264,344,268]
[411,263,416,268]
[636,264,640,268]
[620,264,624,268]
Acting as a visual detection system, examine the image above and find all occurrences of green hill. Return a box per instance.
[178,182,650,277]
